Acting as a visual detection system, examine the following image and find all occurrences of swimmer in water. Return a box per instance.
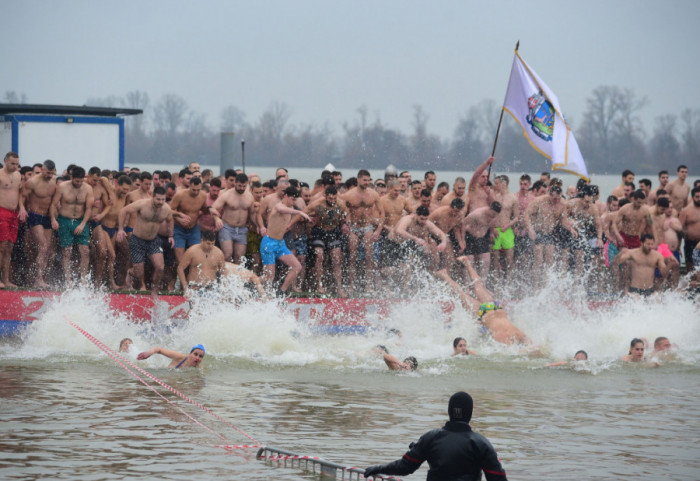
[119,338,133,353]
[383,353,418,371]
[651,336,676,361]
[452,337,478,356]
[546,350,588,367]
[137,344,205,368]
[621,338,658,366]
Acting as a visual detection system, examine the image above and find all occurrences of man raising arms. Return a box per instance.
[466,156,495,213]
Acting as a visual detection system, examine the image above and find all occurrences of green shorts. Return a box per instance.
[58,215,90,248]
[246,229,262,255]
[492,227,515,250]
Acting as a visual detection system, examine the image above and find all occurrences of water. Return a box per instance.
[1,279,699,480]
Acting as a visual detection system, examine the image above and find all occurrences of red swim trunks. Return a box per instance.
[0,206,19,243]
[619,231,641,249]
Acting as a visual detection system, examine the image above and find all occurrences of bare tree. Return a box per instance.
[85,95,120,107]
[649,115,680,167]
[4,91,27,103]
[153,94,188,134]
[122,90,150,134]
[680,108,700,169]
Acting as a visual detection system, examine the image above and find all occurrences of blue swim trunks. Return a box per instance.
[174,224,201,249]
[260,236,293,265]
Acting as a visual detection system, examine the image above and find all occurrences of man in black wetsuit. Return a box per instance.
[364,391,508,480]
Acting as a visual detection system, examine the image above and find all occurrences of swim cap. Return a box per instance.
[448,391,473,423]
[190,344,205,354]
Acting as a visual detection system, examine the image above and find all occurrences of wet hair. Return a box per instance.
[574,350,588,359]
[331,170,342,177]
[201,230,216,242]
[632,190,646,200]
[622,169,634,178]
[629,338,644,353]
[225,169,236,179]
[454,177,466,185]
[606,195,618,204]
[656,197,670,208]
[20,166,32,176]
[580,186,595,197]
[489,201,502,213]
[117,175,132,186]
[437,181,449,190]
[625,181,636,190]
[325,186,338,196]
[251,181,262,189]
[424,170,435,179]
[453,337,465,348]
[576,178,588,192]
[289,179,300,188]
[210,177,222,188]
[357,169,371,178]
[531,180,545,191]
[451,198,465,210]
[641,233,654,243]
[119,338,132,350]
[346,177,358,188]
[139,171,152,181]
[420,188,432,198]
[495,174,509,185]
[153,186,166,196]
[235,173,248,184]
[656,189,668,196]
[589,185,599,196]
[191,177,202,186]
[550,185,562,195]
[179,168,192,178]
[639,178,651,188]
[262,181,273,190]
[541,172,551,179]
[677,165,687,172]
[415,206,430,217]
[88,166,101,176]
[165,182,177,192]
[520,174,531,182]
[71,166,86,178]
[160,170,172,181]
[284,186,299,198]
[411,180,422,187]
[653,337,669,348]
[403,356,418,370]
[128,172,140,182]
[658,170,668,177]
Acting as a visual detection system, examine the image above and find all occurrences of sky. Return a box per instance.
[3,0,699,140]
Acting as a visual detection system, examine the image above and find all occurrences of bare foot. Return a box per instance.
[0,280,4,289]
[110,283,124,291]
[317,285,327,294]
[291,286,302,293]
[3,281,18,288]
[33,280,49,290]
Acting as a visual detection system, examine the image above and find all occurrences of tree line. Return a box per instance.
[4,88,699,174]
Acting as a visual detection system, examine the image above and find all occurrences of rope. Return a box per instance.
[65,315,261,445]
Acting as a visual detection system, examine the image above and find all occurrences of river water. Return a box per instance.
[1,274,699,480]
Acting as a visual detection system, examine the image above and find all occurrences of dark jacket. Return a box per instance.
[370,421,507,481]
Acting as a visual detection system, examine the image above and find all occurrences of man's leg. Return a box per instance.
[330,247,346,296]
[78,244,90,284]
[278,253,301,293]
[457,256,495,303]
[61,246,72,286]
[347,231,359,290]
[149,253,165,297]
[233,241,247,265]
[313,246,325,292]
[31,225,51,288]
[220,240,234,262]
[435,268,481,314]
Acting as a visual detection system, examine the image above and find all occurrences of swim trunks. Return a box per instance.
[293,233,308,256]
[534,230,557,246]
[693,245,700,269]
[492,227,515,250]
[477,301,502,321]
[260,236,293,265]
[57,215,90,248]
[310,225,342,250]
[218,223,248,245]
[629,286,654,297]
[0,206,19,243]
[173,224,201,249]
[464,231,490,255]
[619,231,641,249]
[102,225,118,238]
[351,225,374,237]
[604,240,619,267]
[684,238,700,270]
[380,232,403,267]
[129,234,163,264]
[27,211,52,230]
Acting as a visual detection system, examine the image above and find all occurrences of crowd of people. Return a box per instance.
[1,151,699,304]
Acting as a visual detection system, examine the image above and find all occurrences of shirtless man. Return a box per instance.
[378,180,410,279]
[466,156,495,213]
[513,174,534,281]
[85,167,114,288]
[611,190,653,251]
[650,197,680,289]
[639,179,654,206]
[525,185,568,286]
[491,175,519,276]
[612,234,666,297]
[197,177,221,233]
[305,185,348,296]
[406,180,423,212]
[257,178,290,232]
[434,181,449,204]
[440,177,468,209]
[116,186,174,295]
[418,189,436,213]
[260,186,311,295]
[436,258,531,345]
[177,230,226,295]
[563,186,603,275]
[611,169,635,199]
[212,173,257,263]
[100,175,132,289]
[0,152,26,288]
[245,181,265,274]
[170,177,214,265]
[429,198,466,269]
[383,352,418,371]
[126,171,153,204]
[666,165,690,213]
[461,202,501,279]
[342,169,384,291]
[679,186,700,272]
[20,159,57,288]
[652,170,670,202]
[50,167,94,286]
[394,206,447,272]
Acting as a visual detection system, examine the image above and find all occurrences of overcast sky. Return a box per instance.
[3,0,698,139]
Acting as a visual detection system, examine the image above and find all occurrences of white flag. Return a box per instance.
[503,51,589,180]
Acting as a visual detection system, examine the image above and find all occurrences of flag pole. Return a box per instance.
[488,40,519,180]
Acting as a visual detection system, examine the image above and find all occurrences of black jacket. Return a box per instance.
[369,421,507,481]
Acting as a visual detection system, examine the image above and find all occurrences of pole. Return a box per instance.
[241,139,246,174]
[488,40,520,181]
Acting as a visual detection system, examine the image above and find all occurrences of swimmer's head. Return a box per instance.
[119,338,133,353]
[191,344,206,355]
[574,350,588,361]
[403,356,418,370]
[448,391,473,423]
